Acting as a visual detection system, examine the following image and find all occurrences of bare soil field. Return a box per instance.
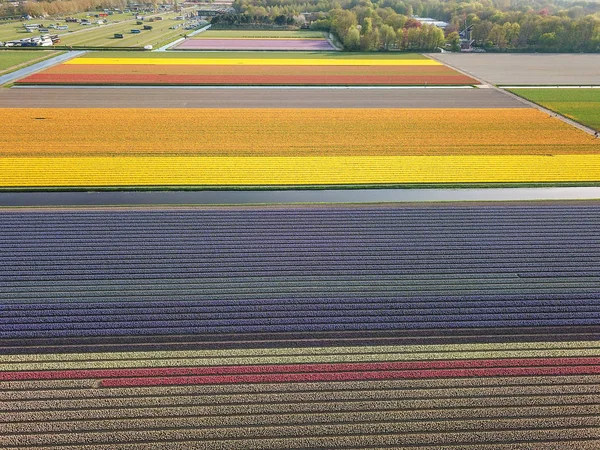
[0,87,525,108]
[429,54,600,86]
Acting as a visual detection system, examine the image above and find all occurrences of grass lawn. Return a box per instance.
[0,50,62,73]
[0,14,133,43]
[0,9,193,49]
[57,12,188,48]
[509,88,600,131]
[194,30,326,39]
[79,51,429,59]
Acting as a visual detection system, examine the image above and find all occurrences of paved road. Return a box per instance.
[1,188,600,207]
[0,86,526,108]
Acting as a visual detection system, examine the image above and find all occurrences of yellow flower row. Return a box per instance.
[1,108,597,157]
[3,341,598,371]
[2,155,600,187]
[65,58,441,66]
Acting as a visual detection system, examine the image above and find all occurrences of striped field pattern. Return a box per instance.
[15,52,478,86]
[1,203,599,448]
[172,38,336,50]
[175,29,335,50]
[1,108,599,188]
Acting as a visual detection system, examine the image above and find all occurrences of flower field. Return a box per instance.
[509,88,600,131]
[173,30,335,50]
[0,108,598,188]
[15,51,479,86]
[174,39,335,50]
[2,204,600,447]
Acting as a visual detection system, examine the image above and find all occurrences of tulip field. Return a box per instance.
[15,51,479,86]
[3,40,600,448]
[2,204,600,447]
[173,29,336,50]
[0,107,598,188]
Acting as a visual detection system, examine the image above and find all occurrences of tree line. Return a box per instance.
[230,0,600,52]
[1,0,129,19]
[2,0,600,52]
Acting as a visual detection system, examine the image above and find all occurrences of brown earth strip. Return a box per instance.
[3,373,598,393]
[17,73,478,86]
[0,88,526,108]
[429,54,600,86]
[3,391,596,414]
[4,403,599,428]
[4,377,600,402]
[12,439,599,450]
[3,410,599,435]
[2,420,598,447]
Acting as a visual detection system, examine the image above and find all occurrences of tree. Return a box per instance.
[446,31,461,52]
[345,25,361,50]
[380,24,396,49]
[539,32,557,49]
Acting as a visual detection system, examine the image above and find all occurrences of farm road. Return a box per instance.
[429,53,600,86]
[0,87,525,108]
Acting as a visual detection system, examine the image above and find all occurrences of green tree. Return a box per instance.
[345,24,361,50]
[380,23,396,49]
[446,31,461,52]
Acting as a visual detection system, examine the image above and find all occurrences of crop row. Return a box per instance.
[5,299,600,315]
[15,53,479,85]
[98,365,600,387]
[65,57,442,66]
[4,341,594,363]
[2,357,597,380]
[2,155,600,187]
[4,319,600,339]
[77,50,429,60]
[3,418,598,448]
[174,38,335,51]
[3,349,599,372]
[39,64,473,75]
[2,109,595,157]
[18,73,476,86]
[5,311,600,329]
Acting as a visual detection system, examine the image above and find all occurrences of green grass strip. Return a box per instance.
[509,88,600,132]
[0,50,63,73]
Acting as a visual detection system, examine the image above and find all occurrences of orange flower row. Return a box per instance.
[1,108,597,157]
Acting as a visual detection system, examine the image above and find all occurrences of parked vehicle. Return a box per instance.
[131,29,141,34]
[114,33,124,38]
[143,25,153,30]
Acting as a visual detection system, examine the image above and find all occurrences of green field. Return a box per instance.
[0,50,62,73]
[58,13,190,48]
[0,9,194,49]
[194,29,326,39]
[509,88,600,132]
[79,51,428,59]
[0,12,134,43]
